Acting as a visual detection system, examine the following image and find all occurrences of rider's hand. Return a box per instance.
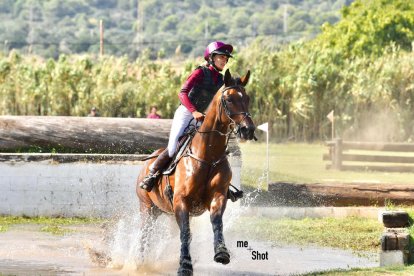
[192,111,205,121]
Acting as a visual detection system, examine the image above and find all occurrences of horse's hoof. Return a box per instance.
[178,257,193,276]
[214,250,230,265]
[177,267,193,276]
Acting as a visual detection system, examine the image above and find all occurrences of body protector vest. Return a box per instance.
[188,66,224,113]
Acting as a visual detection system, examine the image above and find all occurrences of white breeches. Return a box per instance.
[167,105,198,157]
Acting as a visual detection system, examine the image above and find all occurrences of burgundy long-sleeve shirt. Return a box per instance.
[178,65,221,113]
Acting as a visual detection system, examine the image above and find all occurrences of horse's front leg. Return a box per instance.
[175,204,193,276]
[210,193,230,264]
[139,203,154,257]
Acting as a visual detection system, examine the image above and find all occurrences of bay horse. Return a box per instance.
[136,69,255,275]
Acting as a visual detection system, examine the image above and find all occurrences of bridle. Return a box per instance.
[195,85,253,138]
[185,85,255,168]
[219,85,253,136]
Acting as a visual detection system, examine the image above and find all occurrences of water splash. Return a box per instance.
[96,211,181,274]
[95,197,254,274]
[94,156,262,273]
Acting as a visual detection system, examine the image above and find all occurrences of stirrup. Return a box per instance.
[228,187,243,202]
[139,172,159,192]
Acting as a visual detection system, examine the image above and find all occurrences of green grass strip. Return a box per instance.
[0,216,104,235]
[233,216,383,252]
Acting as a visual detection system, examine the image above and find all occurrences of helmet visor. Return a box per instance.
[212,49,233,58]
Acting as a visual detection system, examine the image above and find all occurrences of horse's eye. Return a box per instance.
[226,98,233,103]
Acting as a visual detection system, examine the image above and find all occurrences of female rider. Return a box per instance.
[139,41,241,201]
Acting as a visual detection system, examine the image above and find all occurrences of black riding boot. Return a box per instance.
[139,149,172,192]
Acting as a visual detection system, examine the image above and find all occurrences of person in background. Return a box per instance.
[147,106,161,119]
[88,107,100,117]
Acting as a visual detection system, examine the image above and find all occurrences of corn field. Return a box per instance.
[1,42,414,142]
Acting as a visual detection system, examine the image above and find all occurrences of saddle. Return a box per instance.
[143,123,243,204]
[162,130,195,175]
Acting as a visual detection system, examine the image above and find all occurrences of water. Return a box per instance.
[0,192,378,276]
[48,204,382,274]
[0,208,378,275]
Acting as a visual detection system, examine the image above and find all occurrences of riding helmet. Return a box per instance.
[204,41,233,61]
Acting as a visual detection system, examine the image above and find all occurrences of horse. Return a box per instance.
[136,69,256,275]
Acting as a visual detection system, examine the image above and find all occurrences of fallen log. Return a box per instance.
[0,116,172,154]
[268,182,414,206]
[0,116,240,155]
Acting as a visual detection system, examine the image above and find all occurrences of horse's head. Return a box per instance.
[220,69,256,141]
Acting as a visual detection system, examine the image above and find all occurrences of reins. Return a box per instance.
[184,84,251,169]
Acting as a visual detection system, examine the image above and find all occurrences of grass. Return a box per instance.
[239,142,414,190]
[233,216,383,252]
[233,212,414,275]
[302,265,414,275]
[0,216,103,235]
[40,225,73,235]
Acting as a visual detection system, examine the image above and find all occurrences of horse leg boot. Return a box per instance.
[176,207,193,276]
[210,197,230,265]
[139,149,171,192]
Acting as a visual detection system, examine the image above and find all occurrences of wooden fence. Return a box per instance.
[324,139,414,172]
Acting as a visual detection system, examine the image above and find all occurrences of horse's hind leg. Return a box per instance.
[210,195,230,265]
[175,205,193,276]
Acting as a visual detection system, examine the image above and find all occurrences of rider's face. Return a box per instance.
[213,54,229,71]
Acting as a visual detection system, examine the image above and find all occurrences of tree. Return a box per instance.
[316,0,414,57]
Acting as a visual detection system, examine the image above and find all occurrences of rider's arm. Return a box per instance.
[178,68,204,113]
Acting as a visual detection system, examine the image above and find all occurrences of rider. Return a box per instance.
[139,41,243,201]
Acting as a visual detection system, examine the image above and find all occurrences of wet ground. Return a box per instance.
[0,212,378,276]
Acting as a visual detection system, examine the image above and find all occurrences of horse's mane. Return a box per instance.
[204,75,242,119]
[226,77,242,87]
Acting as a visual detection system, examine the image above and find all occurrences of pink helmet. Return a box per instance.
[204,41,233,61]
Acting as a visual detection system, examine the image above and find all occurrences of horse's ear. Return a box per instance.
[224,69,232,86]
[240,70,250,86]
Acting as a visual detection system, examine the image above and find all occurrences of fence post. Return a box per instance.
[333,138,342,170]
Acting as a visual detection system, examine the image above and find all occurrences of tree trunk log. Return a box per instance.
[0,116,173,153]
[0,116,240,155]
[268,182,414,206]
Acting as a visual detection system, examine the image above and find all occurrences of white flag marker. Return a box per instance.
[257,122,268,132]
[257,122,269,187]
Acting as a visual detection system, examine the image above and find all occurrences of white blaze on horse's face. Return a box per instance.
[224,90,242,98]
